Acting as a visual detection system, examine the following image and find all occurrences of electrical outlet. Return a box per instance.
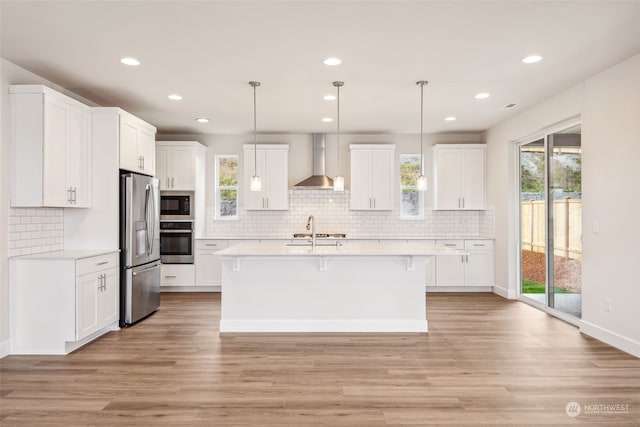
[605,298,612,313]
[593,220,600,234]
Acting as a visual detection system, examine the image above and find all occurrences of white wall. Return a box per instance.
[485,53,640,357]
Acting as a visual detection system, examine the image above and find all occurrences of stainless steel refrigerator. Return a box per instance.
[120,172,161,326]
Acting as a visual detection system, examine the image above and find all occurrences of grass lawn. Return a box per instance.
[521,280,574,294]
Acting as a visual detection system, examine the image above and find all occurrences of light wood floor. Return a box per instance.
[1,293,639,426]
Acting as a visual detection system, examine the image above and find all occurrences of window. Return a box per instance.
[400,154,424,218]
[215,155,238,219]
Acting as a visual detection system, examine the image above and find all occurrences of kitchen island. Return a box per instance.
[218,241,464,333]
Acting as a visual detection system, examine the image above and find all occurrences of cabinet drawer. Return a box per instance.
[76,252,119,276]
[436,240,463,250]
[195,240,229,250]
[465,240,493,250]
[161,264,195,286]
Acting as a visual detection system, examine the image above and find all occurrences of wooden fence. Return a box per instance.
[521,199,582,260]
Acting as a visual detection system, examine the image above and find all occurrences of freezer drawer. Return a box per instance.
[123,260,161,325]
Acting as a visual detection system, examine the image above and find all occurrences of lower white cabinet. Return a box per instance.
[195,240,229,286]
[160,264,195,287]
[435,240,494,286]
[9,251,119,355]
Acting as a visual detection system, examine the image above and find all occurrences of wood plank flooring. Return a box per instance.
[1,292,639,425]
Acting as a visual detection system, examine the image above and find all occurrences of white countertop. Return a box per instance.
[217,241,466,257]
[10,249,119,261]
[198,236,493,241]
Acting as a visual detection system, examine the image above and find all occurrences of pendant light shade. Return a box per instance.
[249,81,262,192]
[333,81,344,192]
[416,80,428,192]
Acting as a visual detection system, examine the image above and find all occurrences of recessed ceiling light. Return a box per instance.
[120,57,140,66]
[522,55,543,64]
[323,94,336,101]
[444,116,457,121]
[475,92,490,99]
[195,118,210,123]
[323,57,342,66]
[168,94,183,101]
[322,117,333,122]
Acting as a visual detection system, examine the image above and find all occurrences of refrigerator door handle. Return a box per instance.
[144,184,152,255]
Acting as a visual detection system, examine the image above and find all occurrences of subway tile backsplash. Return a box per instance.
[8,208,64,257]
[207,189,494,238]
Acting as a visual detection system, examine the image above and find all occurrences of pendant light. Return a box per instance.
[333,81,345,192]
[416,80,428,191]
[249,81,262,192]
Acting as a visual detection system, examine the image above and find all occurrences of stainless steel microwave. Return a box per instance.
[160,192,193,220]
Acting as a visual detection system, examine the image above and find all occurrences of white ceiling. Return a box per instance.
[2,1,640,135]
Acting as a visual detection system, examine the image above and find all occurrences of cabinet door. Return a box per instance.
[66,106,92,207]
[433,149,461,210]
[460,148,485,210]
[465,250,493,286]
[244,147,266,210]
[100,268,120,326]
[155,145,171,190]
[435,240,465,286]
[76,271,101,340]
[139,126,156,176]
[119,117,140,172]
[195,251,222,285]
[171,146,196,190]
[42,97,69,207]
[371,148,394,210]
[264,148,288,210]
[350,149,372,210]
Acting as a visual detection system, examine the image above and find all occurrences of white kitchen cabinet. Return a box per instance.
[434,239,494,287]
[117,110,157,176]
[432,144,486,210]
[9,251,119,355]
[76,261,119,340]
[156,141,206,191]
[349,144,395,210]
[10,85,92,208]
[160,264,195,287]
[243,144,289,210]
[464,240,494,286]
[195,239,229,286]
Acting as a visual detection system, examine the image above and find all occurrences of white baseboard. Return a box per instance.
[0,339,10,359]
[161,285,221,292]
[426,286,492,293]
[580,320,640,359]
[493,285,517,299]
[220,319,428,333]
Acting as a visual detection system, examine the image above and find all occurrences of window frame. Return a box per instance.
[399,153,425,220]
[214,154,239,220]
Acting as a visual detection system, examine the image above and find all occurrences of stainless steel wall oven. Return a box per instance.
[159,221,194,264]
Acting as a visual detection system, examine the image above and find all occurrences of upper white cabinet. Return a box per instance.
[349,144,395,210]
[432,144,486,210]
[117,110,156,176]
[156,141,206,191]
[243,144,289,210]
[10,85,92,208]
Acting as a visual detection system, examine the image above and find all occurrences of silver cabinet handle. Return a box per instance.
[164,275,177,278]
[444,244,456,247]
[67,187,72,203]
[266,198,269,209]
[462,197,465,208]
[167,177,170,188]
[373,198,376,209]
[466,255,469,262]
[205,244,218,247]
[171,177,174,188]
[141,156,145,170]
[72,187,77,204]
[96,261,109,266]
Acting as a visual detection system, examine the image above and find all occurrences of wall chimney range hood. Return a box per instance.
[294,133,334,189]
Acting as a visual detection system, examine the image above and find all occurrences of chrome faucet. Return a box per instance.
[306,215,316,248]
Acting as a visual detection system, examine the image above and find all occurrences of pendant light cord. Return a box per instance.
[249,81,260,176]
[420,82,423,175]
[337,83,340,173]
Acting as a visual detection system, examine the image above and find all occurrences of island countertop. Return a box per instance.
[217,241,466,257]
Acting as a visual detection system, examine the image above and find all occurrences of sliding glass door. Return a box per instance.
[519,124,582,319]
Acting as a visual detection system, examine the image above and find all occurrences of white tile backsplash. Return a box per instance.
[206,189,494,238]
[8,208,64,256]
